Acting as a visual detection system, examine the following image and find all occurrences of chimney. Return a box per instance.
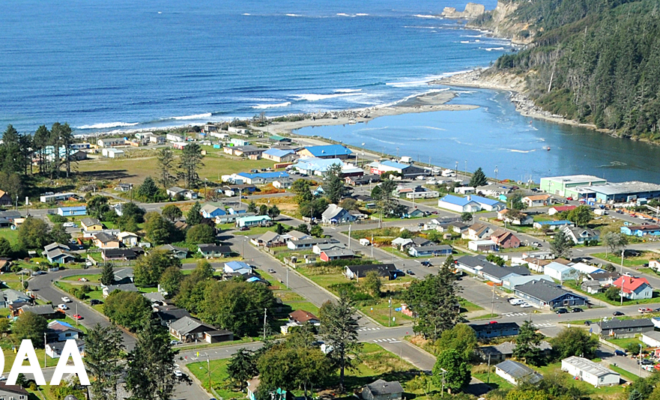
[466,195,471,201]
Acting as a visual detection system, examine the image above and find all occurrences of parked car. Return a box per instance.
[63,222,77,228]
[406,269,414,275]
[170,340,182,346]
[268,269,276,273]
[73,314,83,320]
[90,299,103,306]
[556,308,568,314]
[615,349,627,356]
[420,261,432,267]
[58,304,68,310]
[613,311,625,316]
[61,296,71,303]
[239,226,250,231]
[639,359,654,366]
[32,271,45,276]
[174,370,183,377]
[583,320,592,326]
[571,308,584,313]
[519,303,533,308]
[639,307,653,313]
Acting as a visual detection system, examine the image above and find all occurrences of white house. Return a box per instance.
[468,240,498,252]
[454,186,476,195]
[117,232,139,247]
[522,194,552,208]
[102,148,125,158]
[495,360,543,386]
[437,195,481,213]
[561,357,620,387]
[46,340,85,359]
[642,331,660,348]
[321,204,356,224]
[223,261,253,275]
[166,187,198,200]
[543,262,578,282]
[166,133,184,142]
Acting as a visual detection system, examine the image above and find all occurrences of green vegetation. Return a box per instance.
[489,0,660,140]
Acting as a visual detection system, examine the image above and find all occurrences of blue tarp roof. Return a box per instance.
[304,145,352,157]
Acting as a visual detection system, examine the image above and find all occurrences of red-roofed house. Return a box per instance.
[548,205,577,215]
[612,276,653,300]
[490,230,521,249]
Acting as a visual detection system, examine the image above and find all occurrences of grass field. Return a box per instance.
[592,251,656,268]
[0,228,19,246]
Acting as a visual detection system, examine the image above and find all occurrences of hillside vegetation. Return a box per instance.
[485,0,660,140]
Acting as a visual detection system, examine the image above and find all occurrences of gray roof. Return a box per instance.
[410,245,453,253]
[143,292,166,303]
[81,218,101,227]
[322,248,355,258]
[481,341,552,357]
[411,237,431,246]
[3,289,31,303]
[257,231,281,242]
[642,331,660,341]
[44,242,70,252]
[294,238,339,246]
[104,283,138,293]
[158,244,189,254]
[456,255,497,269]
[514,280,585,303]
[561,356,618,378]
[481,264,531,280]
[287,230,309,240]
[495,360,543,384]
[94,232,117,243]
[47,339,84,352]
[598,318,654,330]
[364,380,404,396]
[44,248,74,261]
[169,316,213,335]
[21,305,56,315]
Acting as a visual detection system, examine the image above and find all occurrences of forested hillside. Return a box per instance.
[490,0,660,139]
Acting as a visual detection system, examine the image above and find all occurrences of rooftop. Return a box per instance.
[380,161,410,170]
[263,148,294,157]
[236,171,290,180]
[439,195,479,207]
[495,360,543,384]
[303,144,352,157]
[598,318,654,330]
[562,356,618,378]
[468,195,503,206]
[588,181,660,195]
[543,175,606,184]
[293,157,344,172]
[514,280,584,303]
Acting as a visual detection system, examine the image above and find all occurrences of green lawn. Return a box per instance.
[0,228,19,246]
[592,252,655,268]
[610,365,639,382]
[564,281,660,306]
[459,298,485,313]
[607,336,645,351]
[473,369,515,390]
[532,361,625,396]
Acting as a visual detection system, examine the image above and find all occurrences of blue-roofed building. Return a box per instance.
[621,224,660,237]
[532,220,574,230]
[223,261,253,275]
[263,148,296,162]
[292,158,344,176]
[437,195,482,213]
[234,171,290,185]
[468,195,506,211]
[57,206,87,217]
[201,204,227,219]
[297,144,353,159]
[371,160,430,178]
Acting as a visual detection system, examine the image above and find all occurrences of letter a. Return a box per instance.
[50,339,90,386]
[7,340,46,385]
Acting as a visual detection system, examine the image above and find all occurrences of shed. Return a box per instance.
[495,360,543,385]
[561,356,620,387]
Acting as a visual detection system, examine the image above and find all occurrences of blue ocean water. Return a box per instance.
[0,0,505,132]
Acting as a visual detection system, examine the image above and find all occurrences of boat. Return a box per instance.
[544,146,551,151]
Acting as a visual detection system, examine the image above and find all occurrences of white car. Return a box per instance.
[58,304,69,310]
[62,222,77,228]
[519,303,533,308]
[61,296,72,303]
[508,298,523,305]
[173,370,183,377]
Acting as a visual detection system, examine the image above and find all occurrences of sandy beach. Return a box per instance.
[260,90,479,134]
[434,68,602,131]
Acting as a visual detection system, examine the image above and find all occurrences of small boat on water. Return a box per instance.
[544,146,551,151]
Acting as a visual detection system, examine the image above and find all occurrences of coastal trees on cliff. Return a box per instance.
[179,143,204,188]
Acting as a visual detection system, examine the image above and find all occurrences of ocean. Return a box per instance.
[0,0,505,132]
[3,0,660,182]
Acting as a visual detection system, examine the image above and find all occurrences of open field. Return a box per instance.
[592,251,658,268]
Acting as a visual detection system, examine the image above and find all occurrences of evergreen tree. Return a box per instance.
[162,204,183,222]
[157,148,178,188]
[513,320,545,366]
[319,294,361,392]
[138,177,160,201]
[469,167,487,187]
[179,143,204,188]
[0,238,11,258]
[101,263,114,286]
[84,324,125,400]
[247,201,257,213]
[550,230,573,260]
[258,204,268,216]
[227,349,258,391]
[126,320,184,400]
[186,202,203,226]
[268,205,280,219]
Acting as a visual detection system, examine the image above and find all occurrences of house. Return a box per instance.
[93,232,120,249]
[57,206,87,217]
[651,260,660,271]
[273,178,293,189]
[468,195,506,211]
[455,255,498,275]
[592,318,655,338]
[102,148,125,158]
[587,271,621,286]
[345,264,398,280]
[543,262,578,281]
[0,191,12,206]
[490,230,521,249]
[143,292,166,304]
[322,204,356,224]
[502,275,554,290]
[391,237,413,250]
[46,320,83,342]
[40,192,77,203]
[117,232,139,247]
[269,134,291,143]
[46,339,85,359]
[81,218,103,232]
[263,148,296,162]
[103,284,138,297]
[252,231,286,248]
[468,240,498,252]
[166,187,197,200]
[101,248,138,262]
[169,316,215,343]
[320,248,356,262]
[570,262,604,275]
[114,183,133,192]
[562,226,599,245]
[408,245,452,257]
[236,215,272,228]
[19,304,60,319]
[231,171,290,185]
[113,269,134,284]
[154,306,192,326]
[620,224,660,237]
[0,383,29,398]
[497,209,534,226]
[288,238,340,250]
[479,341,551,363]
[522,194,552,207]
[469,322,520,339]
[533,220,574,230]
[437,195,481,213]
[561,357,620,387]
[465,223,493,240]
[286,230,311,241]
[476,184,512,197]
[1,289,32,308]
[361,380,404,400]
[514,280,587,309]
[313,243,345,255]
[97,137,125,147]
[371,161,429,178]
[479,265,531,285]
[0,210,22,227]
[204,329,235,343]
[641,331,660,348]
[548,205,577,215]
[224,145,265,158]
[454,186,476,195]
[611,276,654,300]
[581,280,603,294]
[346,174,381,186]
[291,157,344,176]
[44,242,71,253]
[198,244,232,258]
[495,360,543,386]
[224,261,253,275]
[201,204,227,219]
[297,145,353,159]
[281,310,321,335]
[44,247,75,264]
[230,138,250,146]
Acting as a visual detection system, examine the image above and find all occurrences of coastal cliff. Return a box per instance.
[467,1,533,44]
[441,3,485,19]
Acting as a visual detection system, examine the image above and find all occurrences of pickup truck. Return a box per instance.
[638,307,653,313]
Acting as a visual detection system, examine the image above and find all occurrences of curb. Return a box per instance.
[180,363,216,398]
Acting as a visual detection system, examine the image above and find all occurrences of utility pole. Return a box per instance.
[639,344,643,377]
[371,234,374,258]
[487,354,491,383]
[263,308,267,340]
[208,356,212,390]
[389,297,392,327]
[348,224,352,249]
[44,333,47,367]
[440,368,447,397]
[621,276,624,306]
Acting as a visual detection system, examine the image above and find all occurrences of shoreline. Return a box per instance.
[261,90,479,135]
[432,68,603,132]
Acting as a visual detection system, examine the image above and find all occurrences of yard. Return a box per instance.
[187,343,430,398]
[0,228,19,246]
[564,281,660,306]
[592,251,657,268]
